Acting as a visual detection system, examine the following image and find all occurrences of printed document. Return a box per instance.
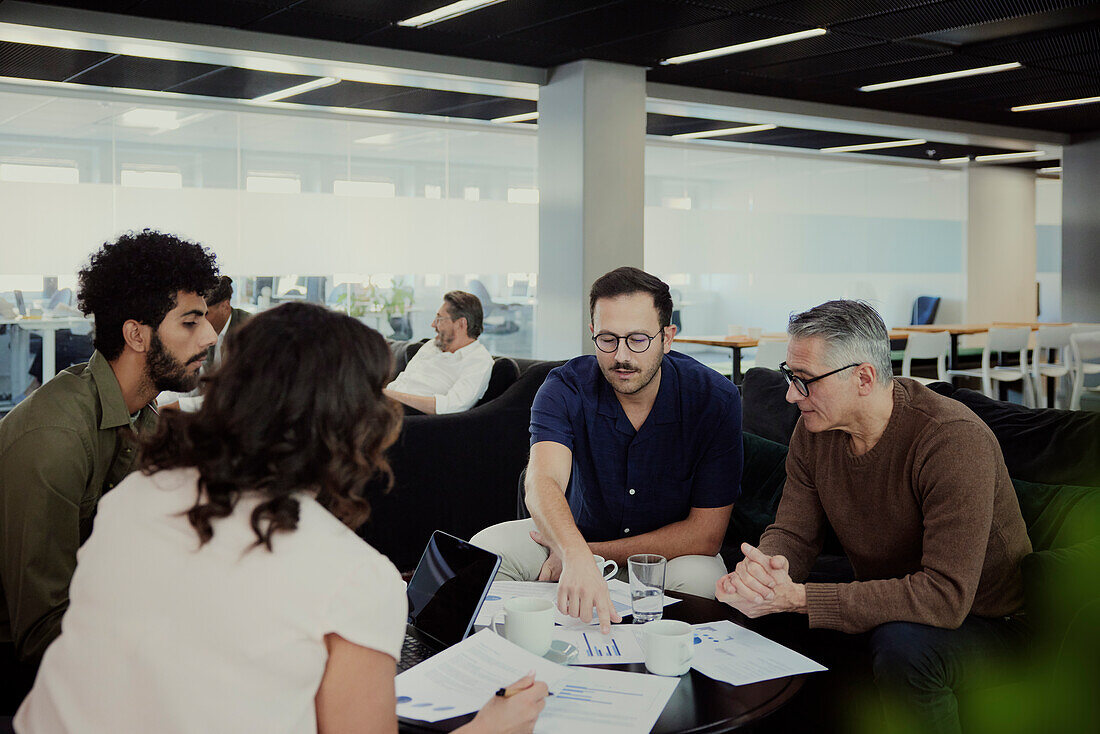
[552,626,645,665]
[475,579,679,628]
[690,620,827,686]
[396,629,677,732]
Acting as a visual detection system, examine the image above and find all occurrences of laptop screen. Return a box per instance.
[406,531,500,648]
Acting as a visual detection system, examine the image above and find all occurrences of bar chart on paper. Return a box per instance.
[554,626,645,664]
[536,668,678,734]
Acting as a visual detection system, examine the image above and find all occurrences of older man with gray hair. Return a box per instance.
[716,300,1032,734]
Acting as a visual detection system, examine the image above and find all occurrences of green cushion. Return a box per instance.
[1012,479,1100,632]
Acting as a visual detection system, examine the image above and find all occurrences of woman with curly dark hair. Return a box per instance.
[15,303,546,734]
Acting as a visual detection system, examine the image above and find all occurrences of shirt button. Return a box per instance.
[624,528,630,534]
[628,489,636,496]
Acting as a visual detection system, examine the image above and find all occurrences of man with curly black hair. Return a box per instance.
[0,229,219,713]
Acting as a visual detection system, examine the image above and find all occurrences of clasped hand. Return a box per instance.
[530,530,621,633]
[715,542,805,618]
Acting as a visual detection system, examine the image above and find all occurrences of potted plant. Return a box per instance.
[382,277,415,340]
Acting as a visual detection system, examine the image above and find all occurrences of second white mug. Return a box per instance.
[640,619,694,676]
[492,596,554,656]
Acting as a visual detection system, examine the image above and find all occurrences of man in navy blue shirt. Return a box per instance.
[472,267,742,631]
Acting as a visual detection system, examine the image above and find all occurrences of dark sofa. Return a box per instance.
[361,358,562,571]
[733,367,1100,733]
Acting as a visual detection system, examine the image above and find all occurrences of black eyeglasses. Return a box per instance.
[592,330,664,354]
[779,361,860,397]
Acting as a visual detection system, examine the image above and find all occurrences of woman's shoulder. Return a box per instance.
[294,496,401,575]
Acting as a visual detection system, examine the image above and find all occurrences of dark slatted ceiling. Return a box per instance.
[7,0,1098,135]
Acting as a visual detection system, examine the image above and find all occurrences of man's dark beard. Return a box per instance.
[147,332,206,393]
[602,359,661,396]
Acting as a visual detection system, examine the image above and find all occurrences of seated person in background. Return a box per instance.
[384,290,494,415]
[158,276,251,411]
[0,230,218,713]
[472,267,742,633]
[716,300,1032,734]
[15,302,547,734]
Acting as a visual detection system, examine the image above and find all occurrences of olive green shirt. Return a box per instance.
[0,351,157,661]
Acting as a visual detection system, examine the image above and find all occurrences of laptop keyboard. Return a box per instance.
[397,635,437,672]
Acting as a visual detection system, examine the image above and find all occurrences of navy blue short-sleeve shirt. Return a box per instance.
[530,350,743,542]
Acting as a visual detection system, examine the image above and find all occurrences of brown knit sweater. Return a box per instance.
[758,378,1032,634]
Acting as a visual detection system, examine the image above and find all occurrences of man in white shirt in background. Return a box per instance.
[159,276,250,411]
[384,290,494,414]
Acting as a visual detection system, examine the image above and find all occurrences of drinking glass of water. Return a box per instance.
[628,554,666,624]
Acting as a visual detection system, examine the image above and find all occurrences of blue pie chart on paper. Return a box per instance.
[396,696,412,704]
[485,595,501,601]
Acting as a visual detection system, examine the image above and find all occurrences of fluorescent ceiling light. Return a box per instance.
[0,163,79,184]
[821,138,926,153]
[939,156,970,164]
[119,108,181,130]
[398,0,509,28]
[974,150,1044,162]
[672,124,776,139]
[1038,166,1062,174]
[859,62,1021,92]
[491,111,539,123]
[1012,95,1100,112]
[354,133,396,145]
[661,28,827,65]
[252,77,339,102]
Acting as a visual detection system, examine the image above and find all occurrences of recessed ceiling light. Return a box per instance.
[973,150,1044,162]
[672,124,777,139]
[859,62,1022,92]
[820,138,926,153]
[1011,95,1100,112]
[252,77,339,102]
[118,108,181,130]
[398,0,510,28]
[661,28,827,65]
[939,156,970,164]
[1037,166,1062,174]
[491,111,538,123]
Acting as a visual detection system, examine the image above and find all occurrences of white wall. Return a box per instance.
[645,145,966,332]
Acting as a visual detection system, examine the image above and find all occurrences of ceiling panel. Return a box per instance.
[646,113,758,135]
[817,53,1029,88]
[582,13,809,67]
[0,41,112,82]
[835,0,1093,40]
[68,55,224,91]
[750,0,945,27]
[736,40,949,80]
[123,0,286,28]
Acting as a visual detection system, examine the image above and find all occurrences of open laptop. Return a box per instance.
[397,530,501,672]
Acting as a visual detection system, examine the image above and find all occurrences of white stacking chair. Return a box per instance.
[1030,325,1075,408]
[1069,330,1100,411]
[947,326,1035,406]
[900,330,949,385]
[752,339,789,371]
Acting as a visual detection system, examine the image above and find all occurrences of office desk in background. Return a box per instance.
[1,316,92,407]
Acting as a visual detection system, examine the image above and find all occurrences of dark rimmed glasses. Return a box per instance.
[779,361,860,396]
[592,330,664,354]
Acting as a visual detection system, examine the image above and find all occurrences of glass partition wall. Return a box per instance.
[0,88,539,366]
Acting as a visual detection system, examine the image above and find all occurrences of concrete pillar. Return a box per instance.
[1062,134,1100,322]
[965,166,1038,324]
[536,60,646,359]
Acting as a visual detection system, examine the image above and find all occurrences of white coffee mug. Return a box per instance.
[593,554,618,581]
[640,619,694,676]
[492,597,554,656]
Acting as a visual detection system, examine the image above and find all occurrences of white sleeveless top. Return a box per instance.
[16,467,407,734]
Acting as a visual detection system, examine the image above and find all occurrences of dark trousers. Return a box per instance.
[869,615,1031,734]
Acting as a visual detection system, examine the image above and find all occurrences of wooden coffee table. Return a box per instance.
[399,591,806,733]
